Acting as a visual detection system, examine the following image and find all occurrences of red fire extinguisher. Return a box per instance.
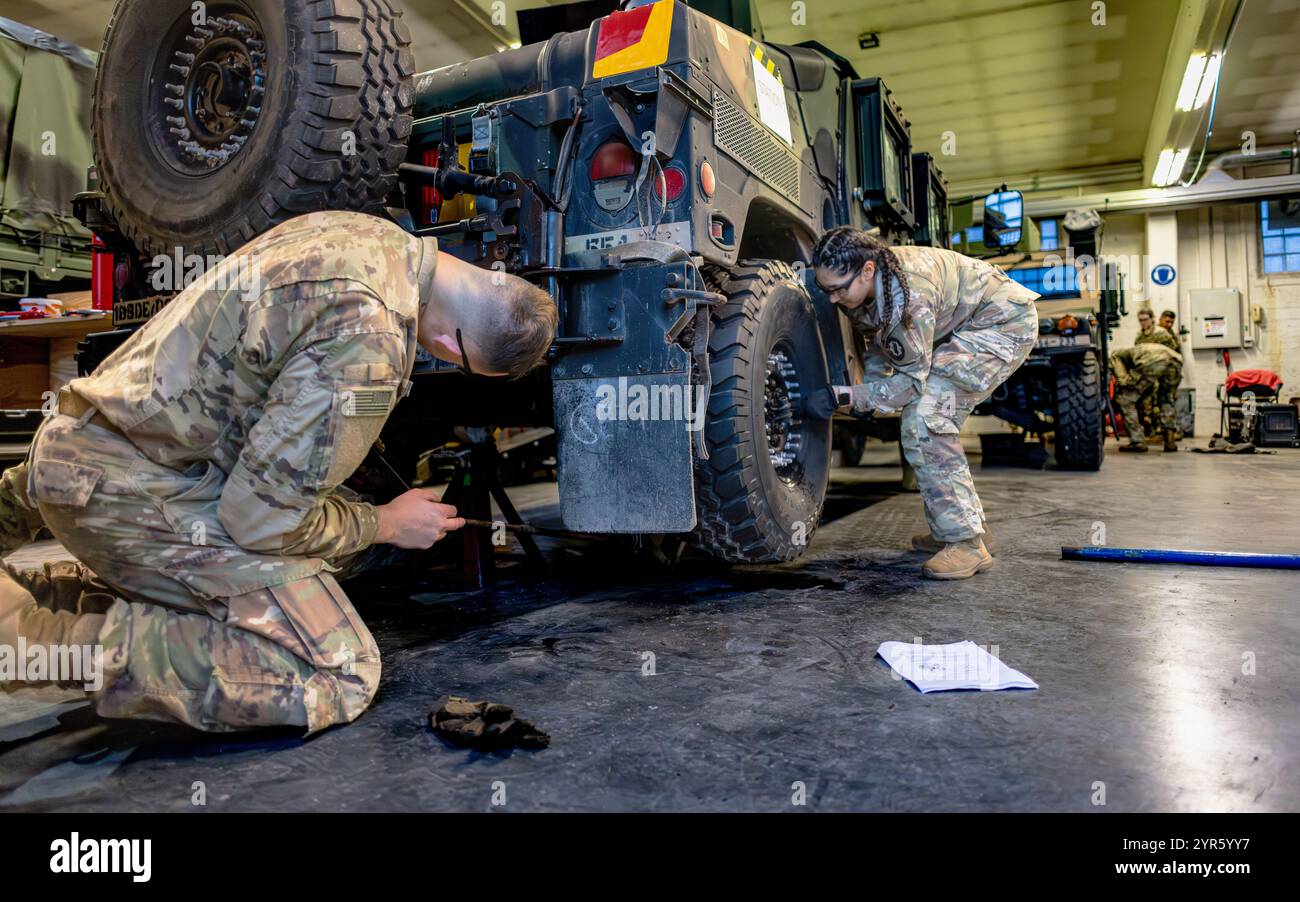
[91,234,114,311]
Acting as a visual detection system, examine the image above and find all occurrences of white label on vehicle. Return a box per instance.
[565,220,693,256]
[714,22,730,49]
[752,55,792,145]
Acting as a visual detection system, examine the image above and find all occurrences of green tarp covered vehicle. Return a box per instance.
[0,18,95,300]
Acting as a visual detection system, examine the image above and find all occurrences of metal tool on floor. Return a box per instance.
[1062,546,1300,570]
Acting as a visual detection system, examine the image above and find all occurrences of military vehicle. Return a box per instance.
[76,0,950,563]
[0,19,95,302]
[968,208,1120,471]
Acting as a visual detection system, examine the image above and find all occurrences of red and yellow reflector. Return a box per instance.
[593,0,673,79]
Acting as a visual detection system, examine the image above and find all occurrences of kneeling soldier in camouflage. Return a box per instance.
[807,228,1040,580]
[1110,343,1183,453]
[0,211,557,732]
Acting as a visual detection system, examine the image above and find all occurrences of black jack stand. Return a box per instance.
[433,428,547,588]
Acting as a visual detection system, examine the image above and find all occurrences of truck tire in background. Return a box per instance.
[1053,353,1105,471]
[93,0,414,259]
[692,261,832,563]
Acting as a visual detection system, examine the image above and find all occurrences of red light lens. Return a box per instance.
[658,167,685,203]
[590,141,637,180]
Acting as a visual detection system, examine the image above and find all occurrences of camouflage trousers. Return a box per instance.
[901,291,1039,543]
[1116,374,1177,444]
[5,411,383,734]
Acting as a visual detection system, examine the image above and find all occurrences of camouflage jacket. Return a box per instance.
[844,245,1040,412]
[69,212,434,560]
[1136,325,1180,354]
[1111,343,1182,387]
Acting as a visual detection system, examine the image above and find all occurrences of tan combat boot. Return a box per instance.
[0,568,105,683]
[913,527,999,557]
[921,538,994,580]
[1163,430,1179,452]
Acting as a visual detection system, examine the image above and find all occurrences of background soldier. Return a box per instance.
[0,211,557,733]
[807,228,1039,580]
[1133,308,1181,437]
[1135,307,1180,352]
[1159,309,1179,340]
[1110,343,1183,452]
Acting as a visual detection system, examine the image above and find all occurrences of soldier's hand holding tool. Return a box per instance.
[375,489,466,548]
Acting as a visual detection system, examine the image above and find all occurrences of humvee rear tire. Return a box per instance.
[691,261,832,563]
[93,0,414,259]
[1053,353,1105,471]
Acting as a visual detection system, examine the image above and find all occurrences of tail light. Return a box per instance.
[590,140,636,181]
[658,166,685,204]
[699,159,716,198]
[1056,314,1080,334]
[590,140,637,212]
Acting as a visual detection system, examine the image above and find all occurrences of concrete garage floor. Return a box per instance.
[1,441,1297,812]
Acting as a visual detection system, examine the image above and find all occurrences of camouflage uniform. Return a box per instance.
[1136,324,1180,354]
[1111,343,1182,444]
[1134,325,1181,434]
[845,246,1039,542]
[3,211,434,733]
[0,461,44,553]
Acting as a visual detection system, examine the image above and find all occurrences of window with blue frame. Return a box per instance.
[1038,218,1059,251]
[1005,264,1077,298]
[1260,201,1300,273]
[983,191,1023,246]
[949,226,983,249]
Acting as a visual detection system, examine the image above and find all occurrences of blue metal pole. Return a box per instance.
[1062,546,1300,570]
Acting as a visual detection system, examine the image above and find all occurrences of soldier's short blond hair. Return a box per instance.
[466,278,558,378]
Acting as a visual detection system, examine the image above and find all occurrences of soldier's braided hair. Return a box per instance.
[811,227,912,330]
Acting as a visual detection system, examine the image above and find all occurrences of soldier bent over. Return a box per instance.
[1110,343,1183,453]
[807,228,1039,580]
[0,211,557,733]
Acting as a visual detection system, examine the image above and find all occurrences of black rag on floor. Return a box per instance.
[429,696,550,750]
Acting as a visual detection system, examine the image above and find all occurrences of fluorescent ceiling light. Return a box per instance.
[1176,53,1220,111]
[1193,54,1221,109]
[1153,148,1190,187]
[1176,55,1206,110]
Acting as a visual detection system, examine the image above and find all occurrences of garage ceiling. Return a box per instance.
[758,0,1182,194]
[5,0,1295,195]
[1205,0,1300,154]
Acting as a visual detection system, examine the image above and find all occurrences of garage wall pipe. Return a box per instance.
[1062,546,1300,570]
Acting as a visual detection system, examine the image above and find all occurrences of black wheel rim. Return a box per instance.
[149,4,268,175]
[764,343,806,484]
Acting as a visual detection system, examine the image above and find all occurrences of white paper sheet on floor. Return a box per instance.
[877,640,1038,692]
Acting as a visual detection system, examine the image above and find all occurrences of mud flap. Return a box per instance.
[552,255,702,533]
[553,373,697,532]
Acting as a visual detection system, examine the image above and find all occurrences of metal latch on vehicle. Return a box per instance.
[662,270,726,461]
